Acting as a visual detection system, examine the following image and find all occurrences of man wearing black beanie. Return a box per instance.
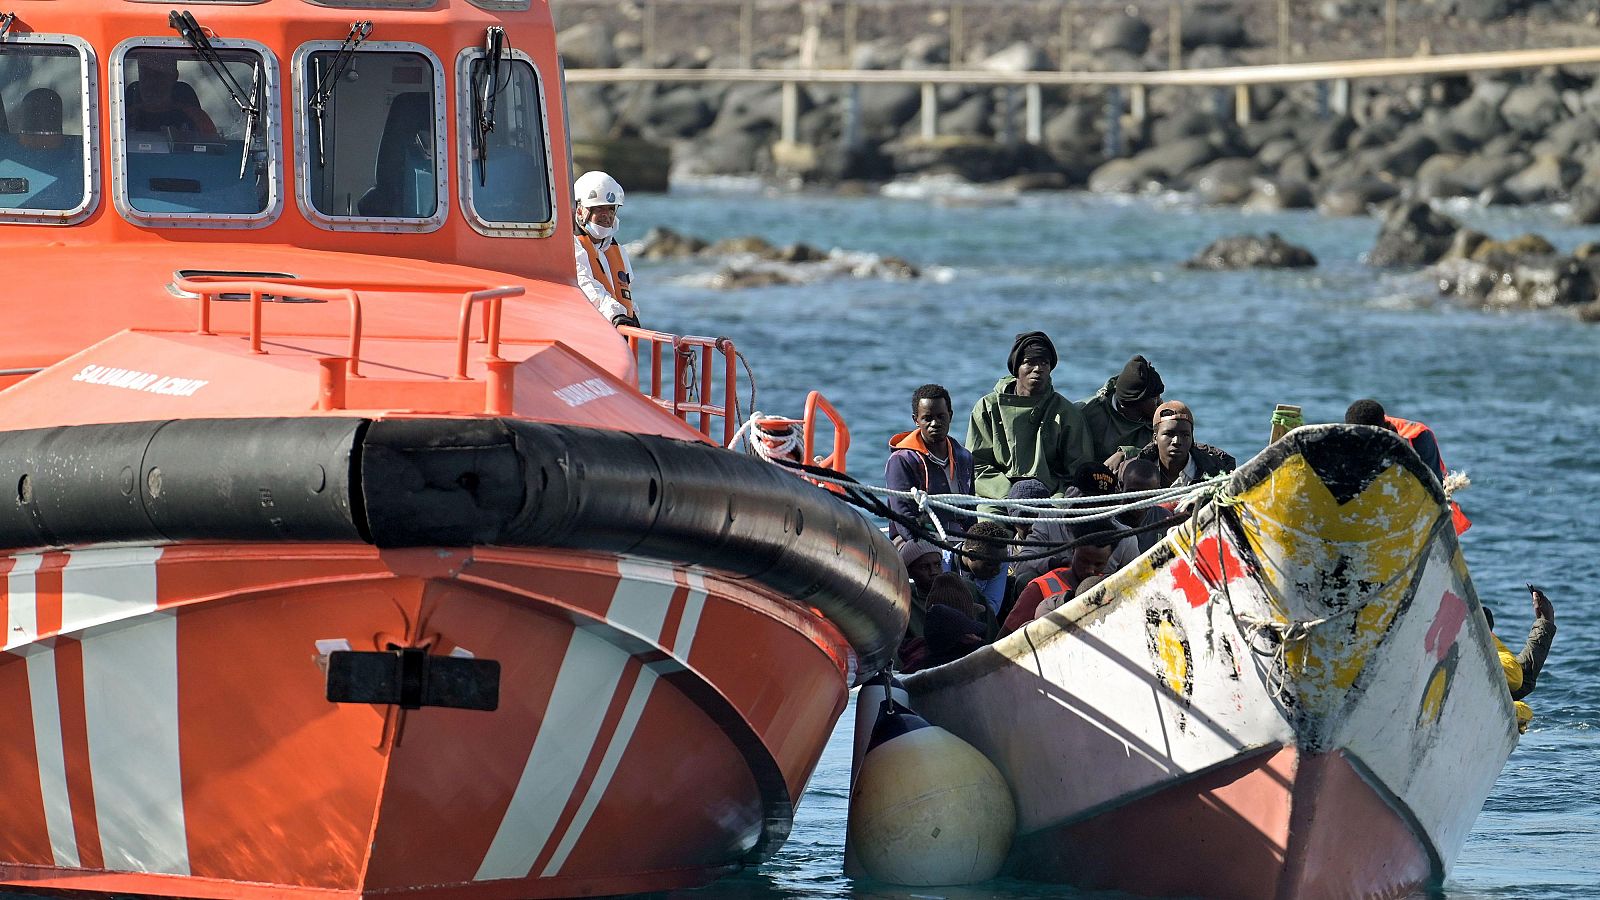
[1079,354,1165,461]
[966,331,1095,499]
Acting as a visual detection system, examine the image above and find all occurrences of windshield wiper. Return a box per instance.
[471,26,509,185]
[168,10,260,179]
[310,20,372,167]
[0,12,17,40]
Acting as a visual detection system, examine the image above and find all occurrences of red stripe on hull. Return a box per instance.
[50,640,102,870]
[1012,746,1434,900]
[0,654,50,864]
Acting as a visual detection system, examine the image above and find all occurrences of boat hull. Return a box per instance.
[904,425,1516,900]
[0,543,856,898]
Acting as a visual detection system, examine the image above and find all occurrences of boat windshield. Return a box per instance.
[461,52,553,232]
[120,46,273,218]
[301,47,442,223]
[0,41,90,218]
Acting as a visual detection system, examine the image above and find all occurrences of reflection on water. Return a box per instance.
[630,185,1600,900]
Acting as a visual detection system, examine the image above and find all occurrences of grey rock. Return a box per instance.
[1500,83,1565,135]
[705,235,779,258]
[995,171,1071,192]
[1318,177,1400,217]
[1257,137,1301,169]
[1189,157,1261,204]
[1447,152,1531,193]
[558,21,617,69]
[1089,13,1152,55]
[1129,135,1219,181]
[1185,233,1317,269]
[1151,109,1217,147]
[1368,132,1438,178]
[1180,6,1250,49]
[1276,151,1317,184]
[901,34,950,68]
[709,83,785,135]
[1443,100,1504,145]
[633,226,710,260]
[1567,184,1600,225]
[943,93,994,136]
[884,136,1048,182]
[1042,103,1100,149]
[1243,178,1315,211]
[1478,185,1518,206]
[1088,157,1157,193]
[1533,117,1600,157]
[645,86,715,138]
[1442,228,1489,261]
[1470,76,1513,108]
[852,39,901,70]
[565,84,616,143]
[979,41,1050,73]
[857,84,921,137]
[1367,200,1461,267]
[1413,154,1471,199]
[1503,154,1581,203]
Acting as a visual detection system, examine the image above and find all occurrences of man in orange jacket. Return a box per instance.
[1345,399,1470,533]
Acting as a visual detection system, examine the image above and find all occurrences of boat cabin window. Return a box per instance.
[456,46,555,237]
[0,36,97,225]
[112,41,281,227]
[294,42,447,232]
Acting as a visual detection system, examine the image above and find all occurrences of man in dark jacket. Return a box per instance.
[1080,354,1165,462]
[885,384,975,543]
[1107,401,1235,488]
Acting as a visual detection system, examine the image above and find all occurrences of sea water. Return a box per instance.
[626,185,1600,899]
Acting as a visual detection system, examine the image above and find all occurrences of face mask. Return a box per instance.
[584,218,617,242]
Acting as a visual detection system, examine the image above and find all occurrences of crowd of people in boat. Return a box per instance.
[881,332,1554,722]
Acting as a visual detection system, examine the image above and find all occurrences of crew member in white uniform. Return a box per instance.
[572,170,640,329]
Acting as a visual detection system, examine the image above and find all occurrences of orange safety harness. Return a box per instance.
[1387,416,1471,535]
[577,232,635,316]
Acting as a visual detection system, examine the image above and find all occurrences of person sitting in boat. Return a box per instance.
[1000,524,1117,635]
[905,573,992,671]
[967,331,1095,499]
[1079,354,1165,461]
[942,520,1014,636]
[1486,586,1557,734]
[1345,398,1471,533]
[1105,401,1236,489]
[1038,573,1106,618]
[572,170,641,329]
[1011,465,1114,585]
[894,539,946,669]
[1101,458,1175,569]
[126,53,219,138]
[1002,477,1053,557]
[885,384,976,544]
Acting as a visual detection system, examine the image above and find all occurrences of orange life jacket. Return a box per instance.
[577,233,635,316]
[1028,569,1075,611]
[1386,415,1471,535]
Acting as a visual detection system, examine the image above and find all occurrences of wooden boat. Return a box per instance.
[0,2,904,898]
[904,424,1516,900]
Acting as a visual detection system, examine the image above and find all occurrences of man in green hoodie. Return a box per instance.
[1080,354,1165,462]
[966,331,1096,499]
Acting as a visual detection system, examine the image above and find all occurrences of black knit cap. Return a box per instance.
[1007,331,1058,375]
[1115,355,1164,403]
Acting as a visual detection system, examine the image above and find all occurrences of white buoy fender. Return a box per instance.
[847,713,1016,886]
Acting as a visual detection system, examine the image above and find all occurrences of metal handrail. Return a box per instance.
[617,325,742,444]
[176,276,363,375]
[454,286,527,379]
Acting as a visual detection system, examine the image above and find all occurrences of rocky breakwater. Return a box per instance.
[1368,201,1600,321]
[630,226,923,289]
[562,5,1600,214]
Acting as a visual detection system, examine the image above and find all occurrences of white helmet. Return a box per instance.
[574,171,624,209]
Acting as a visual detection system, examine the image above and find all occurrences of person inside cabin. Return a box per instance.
[1079,354,1166,462]
[572,170,642,329]
[942,520,1014,636]
[885,384,976,544]
[1486,586,1557,733]
[1344,398,1471,533]
[1106,401,1236,489]
[967,331,1096,500]
[126,53,219,138]
[1000,524,1118,635]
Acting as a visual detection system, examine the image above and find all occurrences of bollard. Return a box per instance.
[921,81,938,139]
[1025,83,1042,144]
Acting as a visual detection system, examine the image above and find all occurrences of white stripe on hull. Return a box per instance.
[7,553,44,650]
[79,613,189,875]
[62,547,163,633]
[475,558,688,882]
[25,646,79,868]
